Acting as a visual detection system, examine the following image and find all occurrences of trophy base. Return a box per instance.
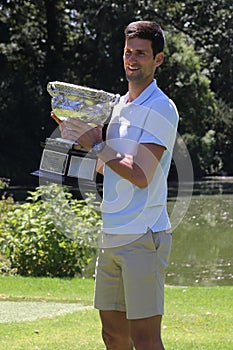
[32,138,98,185]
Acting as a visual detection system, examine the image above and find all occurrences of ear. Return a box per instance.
[154,52,164,68]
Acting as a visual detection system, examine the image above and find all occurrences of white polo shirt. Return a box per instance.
[100,79,179,240]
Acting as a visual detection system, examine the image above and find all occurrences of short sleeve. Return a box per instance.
[139,99,179,151]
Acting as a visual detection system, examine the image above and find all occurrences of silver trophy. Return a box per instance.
[47,81,120,125]
[33,81,120,185]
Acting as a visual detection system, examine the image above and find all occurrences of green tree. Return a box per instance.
[157,32,216,137]
[0,0,232,182]
[142,0,233,107]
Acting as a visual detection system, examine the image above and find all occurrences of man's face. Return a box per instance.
[123,37,158,84]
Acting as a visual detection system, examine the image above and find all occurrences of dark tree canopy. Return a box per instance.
[0,0,232,184]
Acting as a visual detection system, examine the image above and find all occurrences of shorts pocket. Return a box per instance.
[151,231,172,269]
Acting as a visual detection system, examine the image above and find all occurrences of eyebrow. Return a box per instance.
[124,48,146,53]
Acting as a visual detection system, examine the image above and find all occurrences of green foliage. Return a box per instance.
[211,99,233,175]
[0,184,101,277]
[148,0,233,107]
[157,32,216,136]
[0,0,232,180]
[199,130,223,175]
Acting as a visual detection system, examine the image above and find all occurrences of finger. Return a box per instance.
[96,124,104,131]
[50,111,62,124]
[62,128,79,141]
[59,120,66,132]
[68,117,91,130]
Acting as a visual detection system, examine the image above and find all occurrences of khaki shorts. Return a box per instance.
[94,229,172,319]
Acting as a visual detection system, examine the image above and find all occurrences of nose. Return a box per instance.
[125,51,137,63]
[128,53,136,63]
[131,51,139,61]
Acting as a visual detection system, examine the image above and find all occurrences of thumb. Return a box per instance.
[97,124,104,129]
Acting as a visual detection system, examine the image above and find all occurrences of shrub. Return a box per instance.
[0,184,101,277]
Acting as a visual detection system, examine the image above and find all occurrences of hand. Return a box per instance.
[59,117,103,150]
[50,111,62,125]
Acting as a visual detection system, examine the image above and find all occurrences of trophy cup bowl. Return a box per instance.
[32,82,120,187]
[47,81,120,125]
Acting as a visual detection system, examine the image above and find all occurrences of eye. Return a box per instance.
[124,50,131,56]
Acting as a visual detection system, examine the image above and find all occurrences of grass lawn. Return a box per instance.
[0,276,232,349]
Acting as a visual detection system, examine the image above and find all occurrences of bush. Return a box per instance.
[0,184,101,277]
[199,130,223,175]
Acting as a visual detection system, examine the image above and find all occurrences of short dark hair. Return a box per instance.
[124,21,165,57]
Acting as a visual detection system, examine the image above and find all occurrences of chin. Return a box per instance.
[126,74,142,82]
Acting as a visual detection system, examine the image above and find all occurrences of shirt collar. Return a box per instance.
[122,79,158,105]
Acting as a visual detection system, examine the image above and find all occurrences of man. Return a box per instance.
[60,20,179,350]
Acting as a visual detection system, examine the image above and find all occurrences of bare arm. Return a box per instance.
[97,142,165,188]
[96,158,104,175]
[59,117,165,188]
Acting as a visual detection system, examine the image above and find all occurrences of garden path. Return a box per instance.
[0,301,92,323]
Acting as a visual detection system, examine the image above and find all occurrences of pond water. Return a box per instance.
[167,177,233,286]
[2,177,233,287]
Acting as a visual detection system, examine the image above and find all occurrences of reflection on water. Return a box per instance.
[3,178,233,286]
[167,177,233,286]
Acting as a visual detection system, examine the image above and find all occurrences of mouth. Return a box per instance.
[127,65,140,72]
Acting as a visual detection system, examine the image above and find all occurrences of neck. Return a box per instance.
[127,79,153,102]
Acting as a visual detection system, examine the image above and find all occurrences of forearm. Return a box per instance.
[97,144,149,189]
[96,159,104,175]
[58,117,164,187]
